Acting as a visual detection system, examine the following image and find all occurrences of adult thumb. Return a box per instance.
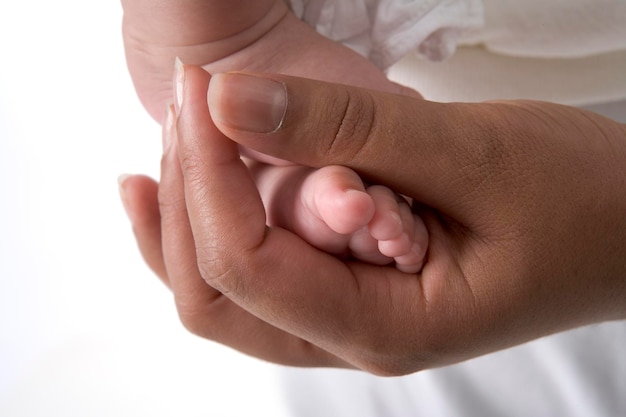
[207,72,508,220]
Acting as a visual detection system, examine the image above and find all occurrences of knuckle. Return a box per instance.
[194,237,252,299]
[195,244,234,289]
[178,152,209,188]
[347,326,420,377]
[322,88,378,164]
[355,348,418,377]
[156,187,186,222]
[176,302,219,340]
[177,306,208,337]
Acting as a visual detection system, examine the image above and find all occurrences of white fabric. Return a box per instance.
[288,0,484,68]
[460,0,626,58]
[280,322,626,416]
[384,0,626,106]
[387,46,626,105]
[290,0,626,106]
[423,0,626,105]
[289,0,626,68]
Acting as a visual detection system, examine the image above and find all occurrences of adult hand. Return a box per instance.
[122,65,626,375]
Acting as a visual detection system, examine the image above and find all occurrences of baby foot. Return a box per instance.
[252,163,428,273]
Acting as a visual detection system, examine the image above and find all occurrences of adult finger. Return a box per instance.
[207,72,516,227]
[116,104,209,287]
[161,66,348,367]
[119,174,168,285]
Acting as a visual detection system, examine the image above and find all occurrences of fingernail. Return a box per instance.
[174,57,184,112]
[162,103,176,154]
[208,73,287,133]
[118,174,133,220]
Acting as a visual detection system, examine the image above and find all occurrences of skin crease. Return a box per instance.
[119,1,626,374]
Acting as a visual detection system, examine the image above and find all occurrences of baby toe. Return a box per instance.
[367,185,405,240]
[378,233,413,258]
[349,227,393,265]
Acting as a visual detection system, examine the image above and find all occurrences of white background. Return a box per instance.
[0,2,289,416]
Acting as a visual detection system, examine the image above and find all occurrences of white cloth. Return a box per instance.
[288,0,483,68]
[386,0,626,105]
[387,46,626,105]
[291,0,626,106]
[280,322,626,416]
[460,0,626,59]
[289,0,626,68]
